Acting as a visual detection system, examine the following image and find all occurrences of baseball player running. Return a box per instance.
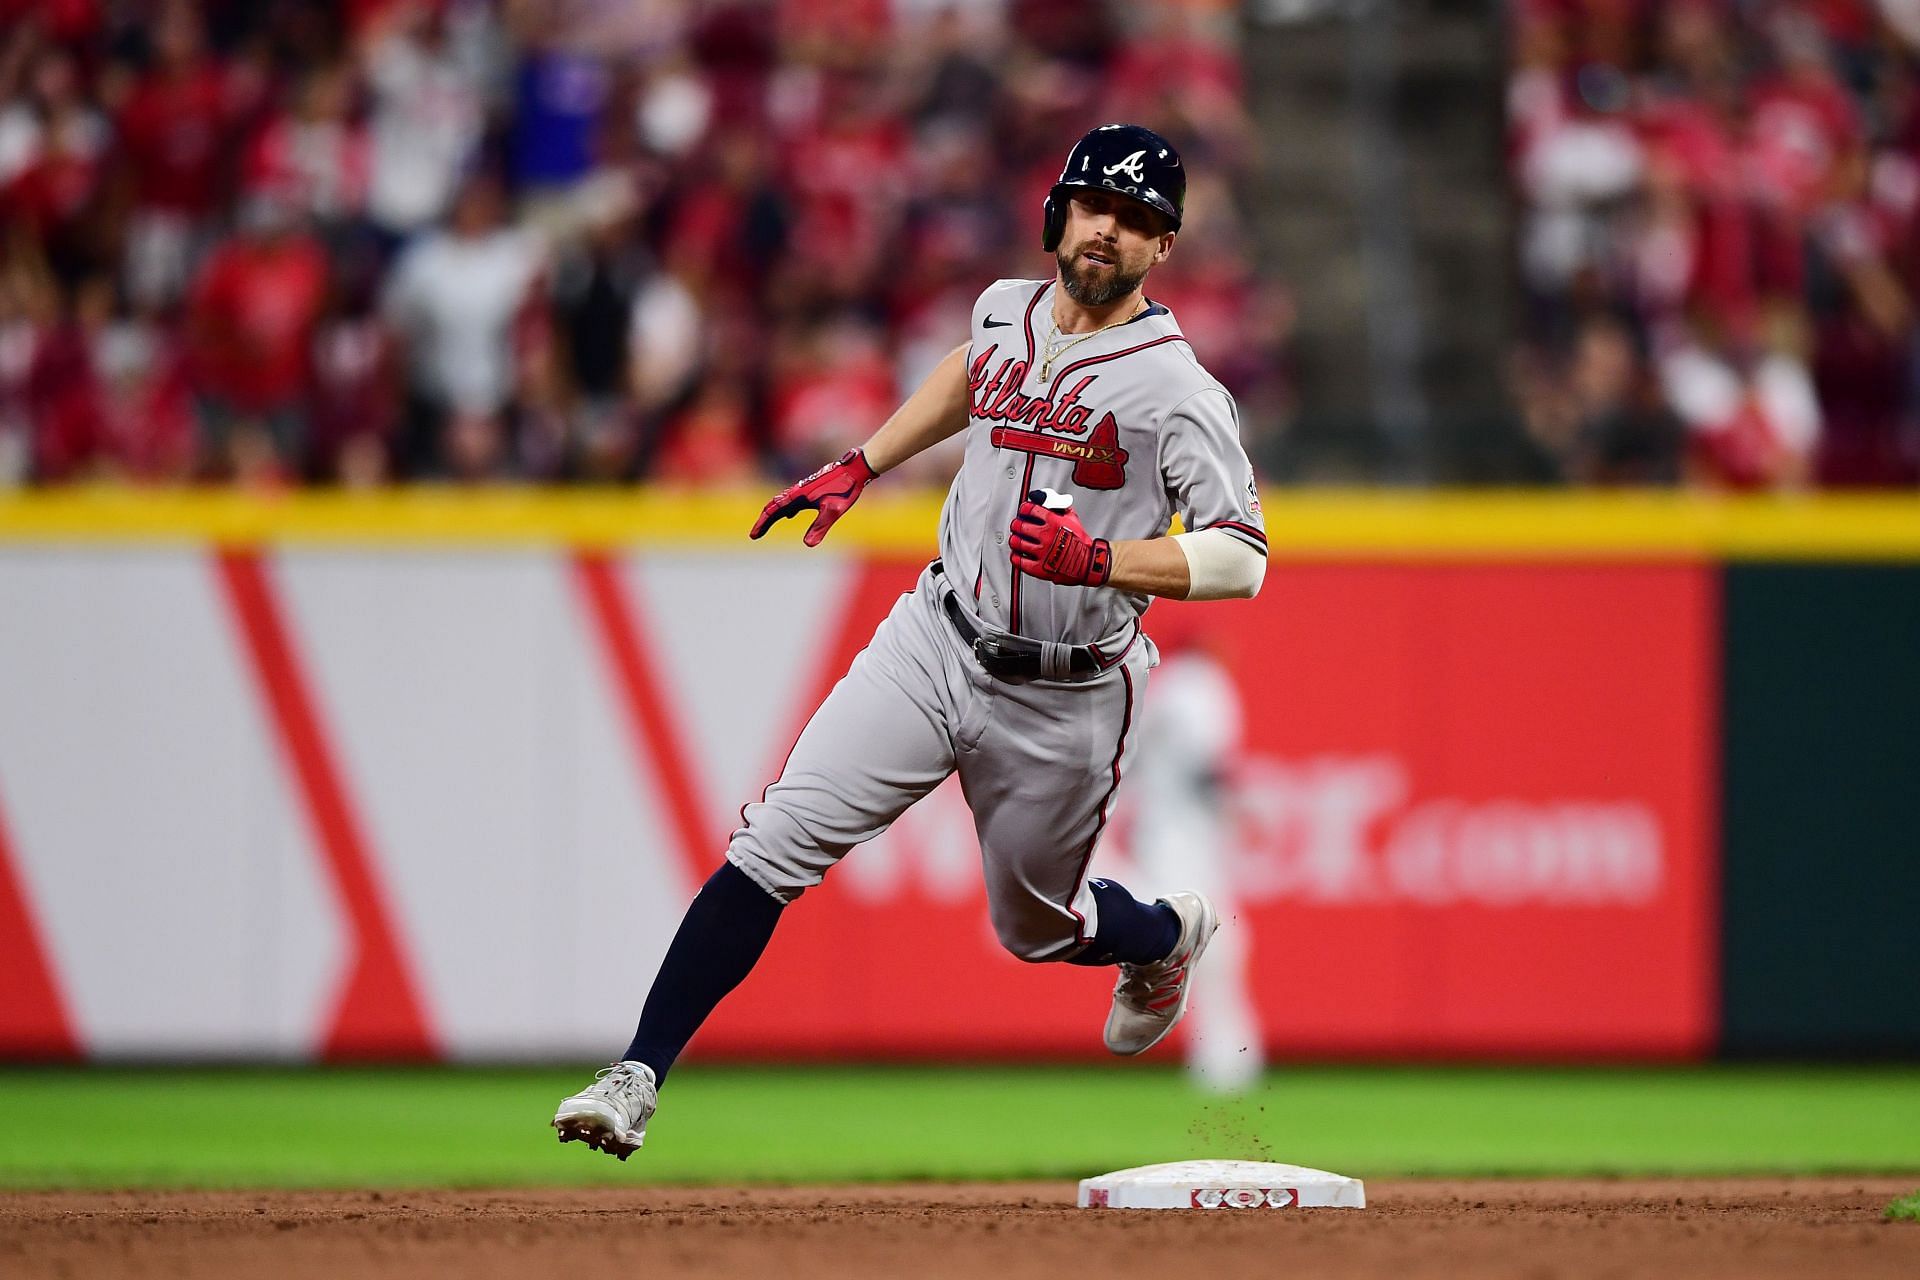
[554,124,1268,1159]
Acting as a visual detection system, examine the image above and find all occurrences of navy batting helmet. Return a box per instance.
[1040,124,1185,252]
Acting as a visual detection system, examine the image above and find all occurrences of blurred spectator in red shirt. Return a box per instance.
[112,3,240,221]
[652,373,760,488]
[187,192,328,479]
[659,130,788,305]
[30,274,196,482]
[779,0,891,77]
[686,1,778,136]
[1010,0,1116,68]
[1745,12,1859,222]
[1638,95,1763,341]
[1,45,111,287]
[779,72,909,304]
[0,0,104,50]
[1806,148,1920,485]
[1657,308,1822,488]
[0,43,107,202]
[243,63,370,233]
[768,316,895,470]
[112,0,255,309]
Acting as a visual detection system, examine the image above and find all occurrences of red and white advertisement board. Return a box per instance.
[0,547,1716,1061]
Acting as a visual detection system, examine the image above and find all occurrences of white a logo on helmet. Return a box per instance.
[1102,150,1148,183]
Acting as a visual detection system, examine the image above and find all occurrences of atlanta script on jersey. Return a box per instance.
[940,278,1268,650]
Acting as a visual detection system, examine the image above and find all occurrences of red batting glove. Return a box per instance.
[1010,499,1113,586]
[749,449,877,547]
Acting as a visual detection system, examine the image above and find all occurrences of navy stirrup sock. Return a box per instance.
[1066,878,1180,967]
[622,861,784,1085]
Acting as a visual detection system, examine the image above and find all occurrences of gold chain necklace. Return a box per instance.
[1039,297,1146,380]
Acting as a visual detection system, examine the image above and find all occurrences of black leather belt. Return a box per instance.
[933,562,1101,681]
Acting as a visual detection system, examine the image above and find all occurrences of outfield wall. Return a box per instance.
[0,492,1914,1062]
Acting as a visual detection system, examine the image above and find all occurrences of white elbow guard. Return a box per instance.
[1172,527,1266,600]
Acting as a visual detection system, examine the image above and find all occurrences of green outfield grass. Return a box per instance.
[1,1064,1917,1189]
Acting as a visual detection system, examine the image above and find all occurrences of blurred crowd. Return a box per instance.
[1510,0,1920,487]
[0,0,1283,488]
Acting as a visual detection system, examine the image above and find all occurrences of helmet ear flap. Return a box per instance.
[1040,192,1065,252]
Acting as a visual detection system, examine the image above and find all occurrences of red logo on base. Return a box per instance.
[1191,1187,1299,1210]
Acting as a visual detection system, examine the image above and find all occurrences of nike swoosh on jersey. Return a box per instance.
[983,316,1011,328]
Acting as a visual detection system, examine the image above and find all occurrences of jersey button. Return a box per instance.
[1004,467,1014,478]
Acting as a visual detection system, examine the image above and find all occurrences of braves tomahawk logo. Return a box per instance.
[1102,151,1147,183]
[968,348,1129,489]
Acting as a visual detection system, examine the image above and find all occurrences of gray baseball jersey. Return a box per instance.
[941,278,1268,648]
[727,278,1266,960]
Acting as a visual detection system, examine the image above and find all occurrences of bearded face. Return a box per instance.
[1053,191,1173,308]
[1056,242,1152,307]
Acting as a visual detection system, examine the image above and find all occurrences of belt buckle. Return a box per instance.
[971,634,1030,680]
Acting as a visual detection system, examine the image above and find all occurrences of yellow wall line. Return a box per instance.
[0,488,1916,558]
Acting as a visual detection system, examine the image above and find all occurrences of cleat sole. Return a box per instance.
[554,1113,644,1161]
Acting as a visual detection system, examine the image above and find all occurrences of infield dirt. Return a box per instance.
[4,1178,1916,1278]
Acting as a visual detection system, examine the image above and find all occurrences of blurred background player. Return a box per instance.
[1125,607,1265,1094]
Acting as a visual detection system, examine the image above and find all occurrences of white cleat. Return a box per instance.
[1104,892,1219,1056]
[553,1061,657,1161]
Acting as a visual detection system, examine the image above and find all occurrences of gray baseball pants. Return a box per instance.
[726,562,1150,960]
